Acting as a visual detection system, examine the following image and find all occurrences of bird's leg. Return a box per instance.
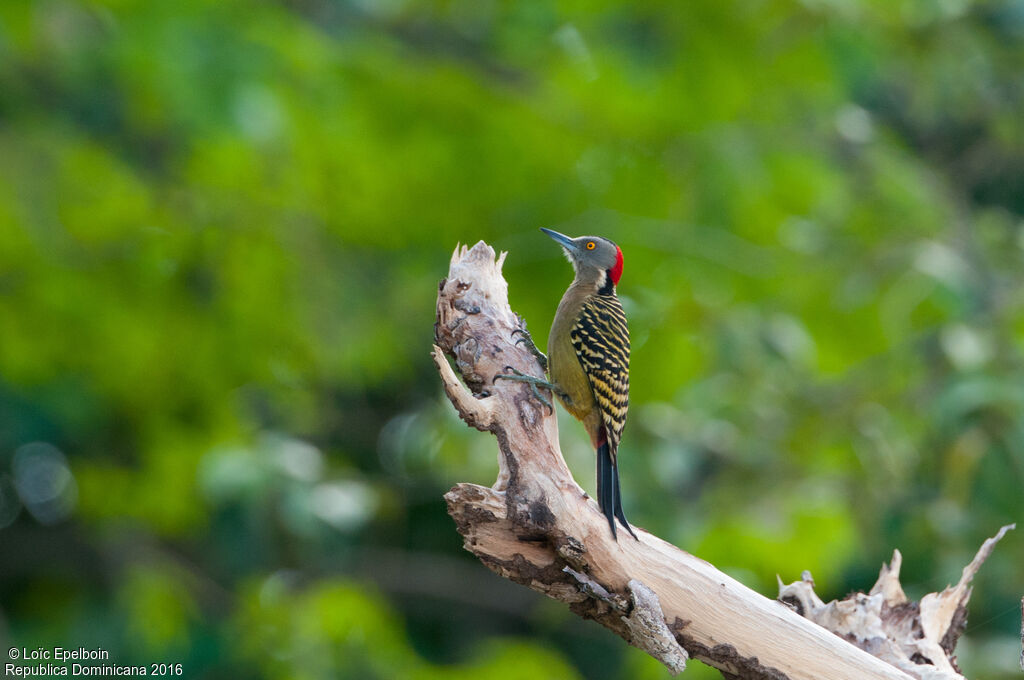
[511,327,548,373]
[494,366,556,414]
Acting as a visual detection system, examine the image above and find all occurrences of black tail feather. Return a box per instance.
[597,442,638,541]
[611,461,638,540]
[597,441,617,539]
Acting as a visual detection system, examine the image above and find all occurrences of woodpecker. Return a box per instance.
[498,228,636,540]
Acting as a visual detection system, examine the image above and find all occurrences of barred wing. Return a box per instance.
[569,294,630,456]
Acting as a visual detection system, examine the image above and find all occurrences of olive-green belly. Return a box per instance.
[548,290,601,444]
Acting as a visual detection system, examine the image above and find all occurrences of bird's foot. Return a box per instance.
[494,366,554,414]
[511,327,548,372]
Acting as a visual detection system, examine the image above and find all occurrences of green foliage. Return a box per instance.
[234,577,581,680]
[2,0,1024,678]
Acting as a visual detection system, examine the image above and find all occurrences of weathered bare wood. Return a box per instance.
[432,240,1004,679]
[778,525,1013,680]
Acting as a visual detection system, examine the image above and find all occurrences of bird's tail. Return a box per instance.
[597,441,638,541]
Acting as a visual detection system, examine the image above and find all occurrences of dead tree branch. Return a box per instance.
[778,525,1013,680]
[432,240,1009,679]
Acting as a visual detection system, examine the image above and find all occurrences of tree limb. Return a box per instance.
[778,524,1013,680]
[432,240,1006,679]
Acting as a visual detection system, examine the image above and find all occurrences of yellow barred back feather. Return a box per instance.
[569,293,630,457]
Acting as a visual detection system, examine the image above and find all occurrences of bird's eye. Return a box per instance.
[586,242,596,250]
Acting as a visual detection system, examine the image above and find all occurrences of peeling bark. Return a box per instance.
[433,240,1009,679]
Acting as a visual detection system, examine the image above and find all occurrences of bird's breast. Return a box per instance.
[549,289,597,422]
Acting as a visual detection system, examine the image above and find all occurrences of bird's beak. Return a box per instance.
[540,228,577,253]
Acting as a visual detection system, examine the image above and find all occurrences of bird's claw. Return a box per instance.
[530,386,553,413]
[494,366,554,414]
[511,328,548,372]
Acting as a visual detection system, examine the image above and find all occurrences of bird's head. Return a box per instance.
[540,228,624,290]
